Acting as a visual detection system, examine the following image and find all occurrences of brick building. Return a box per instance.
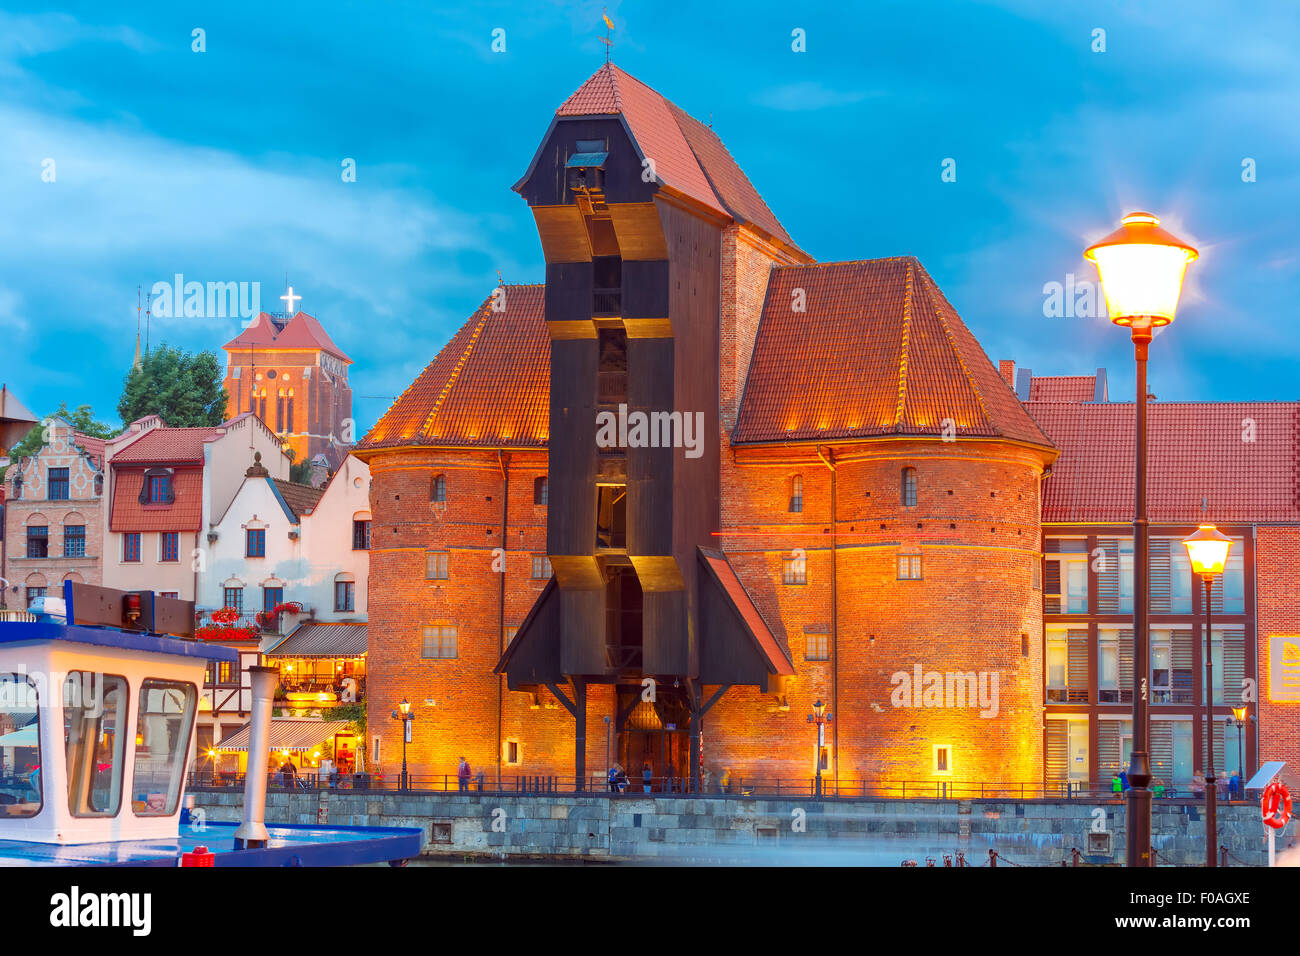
[355,65,1061,790]
[1016,366,1298,789]
[222,309,354,469]
[2,418,107,606]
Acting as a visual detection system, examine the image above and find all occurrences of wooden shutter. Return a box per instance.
[1171,628,1194,704]
[1045,721,1069,783]
[1150,721,1174,784]
[1068,629,1089,702]
[1098,721,1124,776]
[1222,627,1246,708]
[1118,628,1134,704]
[1044,558,1062,614]
[1149,540,1172,613]
[1096,538,1120,613]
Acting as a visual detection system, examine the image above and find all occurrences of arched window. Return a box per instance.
[93,472,103,496]
[788,475,803,513]
[900,467,917,508]
[534,476,548,506]
[431,474,447,502]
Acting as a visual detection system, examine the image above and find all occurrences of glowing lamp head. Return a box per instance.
[1182,523,1232,577]
[1084,212,1198,327]
[1232,706,1247,723]
[399,698,411,716]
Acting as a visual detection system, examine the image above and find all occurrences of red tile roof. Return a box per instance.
[110,466,204,532]
[223,311,351,363]
[355,285,549,453]
[1029,375,1096,402]
[73,432,106,463]
[1028,401,1300,524]
[550,64,804,255]
[271,478,325,519]
[700,550,795,676]
[109,426,224,464]
[732,257,1055,447]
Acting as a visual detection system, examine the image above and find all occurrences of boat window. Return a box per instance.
[131,679,197,817]
[0,674,42,818]
[64,672,128,817]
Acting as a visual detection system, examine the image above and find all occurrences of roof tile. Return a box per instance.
[733,258,1053,447]
[1028,401,1300,523]
[356,285,548,452]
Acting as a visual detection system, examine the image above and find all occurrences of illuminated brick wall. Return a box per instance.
[1255,525,1300,785]
[365,446,615,783]
[710,439,1047,787]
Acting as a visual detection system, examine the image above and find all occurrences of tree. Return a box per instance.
[7,402,117,459]
[118,343,228,428]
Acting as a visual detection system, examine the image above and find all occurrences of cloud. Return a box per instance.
[754,81,880,111]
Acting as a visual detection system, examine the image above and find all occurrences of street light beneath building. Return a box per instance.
[1232,706,1248,789]
[807,699,832,798]
[391,699,414,792]
[1183,523,1232,868]
[1086,212,1198,868]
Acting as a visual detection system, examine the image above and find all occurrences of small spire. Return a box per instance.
[246,450,270,478]
[600,8,615,63]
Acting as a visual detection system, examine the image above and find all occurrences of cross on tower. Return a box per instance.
[281,285,301,314]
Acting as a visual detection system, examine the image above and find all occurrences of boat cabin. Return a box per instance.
[0,583,235,845]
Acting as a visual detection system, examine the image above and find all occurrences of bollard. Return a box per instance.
[181,845,215,867]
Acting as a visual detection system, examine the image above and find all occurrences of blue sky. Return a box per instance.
[2,0,1298,435]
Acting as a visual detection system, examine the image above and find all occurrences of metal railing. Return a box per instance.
[184,771,1255,801]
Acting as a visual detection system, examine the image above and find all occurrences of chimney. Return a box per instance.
[1015,367,1033,402]
[998,360,1016,387]
[233,665,279,848]
[1093,368,1108,402]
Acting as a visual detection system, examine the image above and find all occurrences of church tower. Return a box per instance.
[222,290,354,469]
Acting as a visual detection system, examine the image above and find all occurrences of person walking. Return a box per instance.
[457,756,471,793]
[641,762,653,794]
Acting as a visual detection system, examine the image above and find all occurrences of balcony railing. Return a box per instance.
[593,288,621,316]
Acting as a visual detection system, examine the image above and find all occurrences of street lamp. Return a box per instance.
[1232,706,1248,790]
[1086,212,1198,868]
[1183,523,1232,868]
[390,698,413,792]
[806,699,832,798]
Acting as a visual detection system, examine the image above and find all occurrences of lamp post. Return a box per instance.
[1086,212,1198,867]
[603,715,612,791]
[806,699,832,798]
[390,698,413,792]
[1183,523,1232,868]
[1232,706,1248,789]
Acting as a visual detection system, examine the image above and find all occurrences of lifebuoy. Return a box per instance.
[1261,781,1292,829]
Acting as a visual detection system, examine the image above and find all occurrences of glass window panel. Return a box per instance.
[0,674,42,818]
[1066,560,1087,613]
[132,679,197,816]
[64,673,128,817]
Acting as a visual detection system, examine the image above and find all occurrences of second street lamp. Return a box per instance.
[391,699,414,792]
[807,699,832,798]
[1183,523,1232,868]
[1232,706,1248,790]
[1085,211,1198,867]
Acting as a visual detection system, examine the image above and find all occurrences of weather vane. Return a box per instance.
[600,9,614,63]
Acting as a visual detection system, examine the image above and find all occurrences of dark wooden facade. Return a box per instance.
[498,105,785,787]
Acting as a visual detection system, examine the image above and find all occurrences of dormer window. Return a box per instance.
[139,468,174,505]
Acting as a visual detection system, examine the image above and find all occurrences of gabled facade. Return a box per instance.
[102,412,287,601]
[2,418,106,605]
[222,310,354,468]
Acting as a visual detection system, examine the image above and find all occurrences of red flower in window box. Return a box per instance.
[273,601,304,616]
[211,607,241,624]
[195,624,260,642]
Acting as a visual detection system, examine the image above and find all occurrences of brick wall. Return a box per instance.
[713,439,1047,786]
